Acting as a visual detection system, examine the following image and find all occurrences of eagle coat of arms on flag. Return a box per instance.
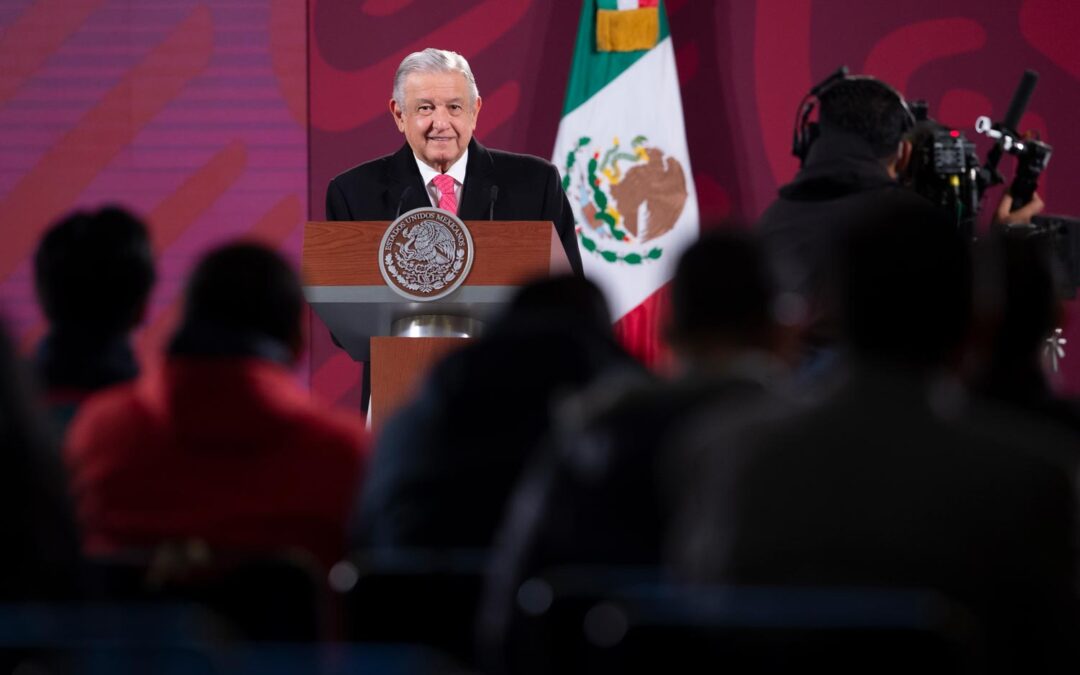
[562,133,688,265]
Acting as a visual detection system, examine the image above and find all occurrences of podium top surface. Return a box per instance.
[302,219,569,287]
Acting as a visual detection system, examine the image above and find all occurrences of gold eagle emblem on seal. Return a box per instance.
[378,207,475,301]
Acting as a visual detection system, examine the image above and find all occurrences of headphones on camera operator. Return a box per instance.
[791,66,916,166]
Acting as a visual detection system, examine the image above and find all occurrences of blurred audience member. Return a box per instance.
[0,322,81,600]
[33,206,155,430]
[65,243,367,569]
[354,275,638,551]
[478,230,794,672]
[670,203,1079,672]
[968,226,1080,433]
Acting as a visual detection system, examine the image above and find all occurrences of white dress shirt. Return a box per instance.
[414,149,468,209]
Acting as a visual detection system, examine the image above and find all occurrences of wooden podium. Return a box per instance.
[302,220,571,427]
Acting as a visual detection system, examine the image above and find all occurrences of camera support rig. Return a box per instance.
[973,69,1053,211]
[974,115,1053,211]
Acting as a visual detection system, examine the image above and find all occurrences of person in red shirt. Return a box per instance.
[65,243,368,570]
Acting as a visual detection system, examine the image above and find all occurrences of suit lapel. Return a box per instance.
[385,144,430,217]
[459,139,494,220]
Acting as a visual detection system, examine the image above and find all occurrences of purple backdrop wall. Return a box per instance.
[0,0,308,377]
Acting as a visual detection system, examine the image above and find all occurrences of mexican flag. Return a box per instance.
[553,0,698,361]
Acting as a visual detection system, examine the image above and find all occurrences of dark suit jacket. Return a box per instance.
[326,139,583,275]
[671,365,1080,672]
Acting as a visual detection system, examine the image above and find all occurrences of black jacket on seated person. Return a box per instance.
[0,329,82,601]
[476,355,791,673]
[669,363,1080,673]
[353,309,637,551]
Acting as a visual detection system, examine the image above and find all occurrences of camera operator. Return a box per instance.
[758,75,1043,378]
[993,191,1044,227]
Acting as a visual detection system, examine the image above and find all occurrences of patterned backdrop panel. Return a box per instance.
[0,0,307,375]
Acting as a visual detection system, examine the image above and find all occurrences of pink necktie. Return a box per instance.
[432,174,458,214]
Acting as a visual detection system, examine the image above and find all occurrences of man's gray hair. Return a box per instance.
[392,48,479,108]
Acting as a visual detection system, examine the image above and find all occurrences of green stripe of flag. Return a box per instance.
[560,0,671,116]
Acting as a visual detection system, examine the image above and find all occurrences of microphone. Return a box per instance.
[395,186,414,218]
[488,185,499,220]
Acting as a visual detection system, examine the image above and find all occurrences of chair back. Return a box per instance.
[587,584,985,674]
[334,549,488,666]
[84,545,326,641]
[0,604,222,674]
[505,566,984,675]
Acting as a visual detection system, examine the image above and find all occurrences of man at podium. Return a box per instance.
[325,47,583,276]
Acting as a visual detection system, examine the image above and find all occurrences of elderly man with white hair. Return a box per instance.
[326,48,583,275]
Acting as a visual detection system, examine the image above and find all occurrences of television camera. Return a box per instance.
[904,70,1080,296]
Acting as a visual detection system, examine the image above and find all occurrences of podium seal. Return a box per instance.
[378,207,475,301]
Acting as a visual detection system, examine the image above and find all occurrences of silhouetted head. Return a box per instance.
[975,227,1062,367]
[667,228,778,359]
[839,201,971,368]
[34,206,154,337]
[819,77,913,160]
[175,243,304,361]
[503,275,612,336]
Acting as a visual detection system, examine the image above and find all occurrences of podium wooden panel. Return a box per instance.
[370,337,471,429]
[303,219,570,427]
